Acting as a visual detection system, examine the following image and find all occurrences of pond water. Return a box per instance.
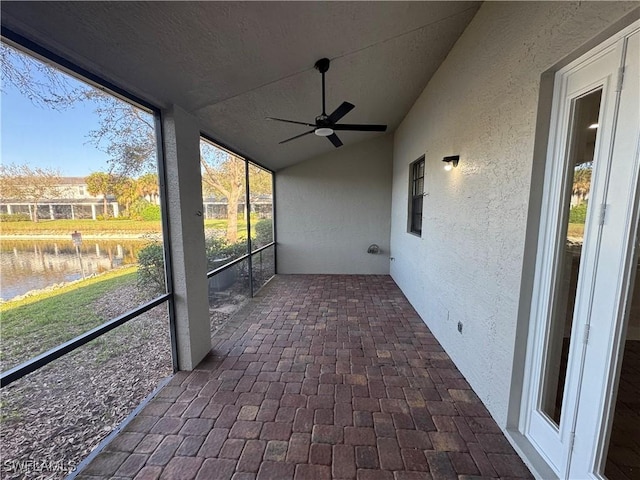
[0,239,151,301]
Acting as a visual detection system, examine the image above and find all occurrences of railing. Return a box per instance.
[0,293,172,388]
[251,242,276,292]
[206,241,276,295]
[206,242,274,277]
[205,242,275,339]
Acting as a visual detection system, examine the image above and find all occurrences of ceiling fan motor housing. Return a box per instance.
[315,114,331,126]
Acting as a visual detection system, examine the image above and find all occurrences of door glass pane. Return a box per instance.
[540,88,602,425]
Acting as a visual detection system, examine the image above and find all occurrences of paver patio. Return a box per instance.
[76,275,532,480]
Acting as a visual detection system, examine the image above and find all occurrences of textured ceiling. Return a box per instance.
[1,1,480,171]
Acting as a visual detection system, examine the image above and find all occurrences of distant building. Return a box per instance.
[0,177,119,220]
[203,194,273,220]
[0,177,273,221]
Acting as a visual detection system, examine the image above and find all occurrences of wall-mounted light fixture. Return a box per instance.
[443,155,460,171]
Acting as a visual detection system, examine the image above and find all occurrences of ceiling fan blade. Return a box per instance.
[328,102,355,123]
[267,116,315,127]
[327,133,343,148]
[279,129,315,144]
[332,124,387,132]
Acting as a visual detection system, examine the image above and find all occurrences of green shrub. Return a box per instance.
[128,199,147,220]
[205,236,228,263]
[0,213,31,222]
[223,241,248,258]
[569,202,588,224]
[136,242,165,295]
[254,218,273,247]
[204,236,249,272]
[140,205,161,221]
[129,199,161,221]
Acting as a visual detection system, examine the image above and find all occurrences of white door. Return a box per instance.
[522,21,639,479]
[569,27,639,479]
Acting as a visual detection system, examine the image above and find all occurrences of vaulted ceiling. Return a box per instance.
[1,1,480,171]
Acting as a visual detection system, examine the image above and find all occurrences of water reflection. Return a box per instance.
[0,239,147,300]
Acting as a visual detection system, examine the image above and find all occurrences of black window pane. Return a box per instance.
[408,157,425,235]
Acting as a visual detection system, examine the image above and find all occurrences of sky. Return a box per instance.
[1,49,116,177]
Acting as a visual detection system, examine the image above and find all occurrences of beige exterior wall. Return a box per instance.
[57,179,100,200]
[276,134,393,275]
[389,1,639,427]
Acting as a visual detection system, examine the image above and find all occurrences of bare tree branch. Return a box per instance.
[0,163,63,221]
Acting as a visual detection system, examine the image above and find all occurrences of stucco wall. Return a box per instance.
[163,105,211,370]
[276,134,392,274]
[390,2,639,427]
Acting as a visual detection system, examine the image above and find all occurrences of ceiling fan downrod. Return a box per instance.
[314,58,331,117]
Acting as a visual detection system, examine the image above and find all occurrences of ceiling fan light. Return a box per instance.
[315,127,334,137]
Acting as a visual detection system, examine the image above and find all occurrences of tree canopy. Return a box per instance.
[2,41,272,235]
[85,172,119,216]
[2,42,156,176]
[0,163,62,221]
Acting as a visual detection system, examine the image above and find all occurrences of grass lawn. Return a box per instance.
[0,219,162,235]
[567,223,585,238]
[205,219,249,239]
[0,218,250,236]
[0,266,138,369]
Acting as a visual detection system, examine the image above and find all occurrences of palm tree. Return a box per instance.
[85,172,116,217]
[114,177,137,215]
[136,173,159,204]
[572,165,592,204]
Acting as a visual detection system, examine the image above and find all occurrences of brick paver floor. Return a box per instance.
[76,275,533,480]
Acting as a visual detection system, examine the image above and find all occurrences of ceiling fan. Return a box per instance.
[267,58,387,148]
